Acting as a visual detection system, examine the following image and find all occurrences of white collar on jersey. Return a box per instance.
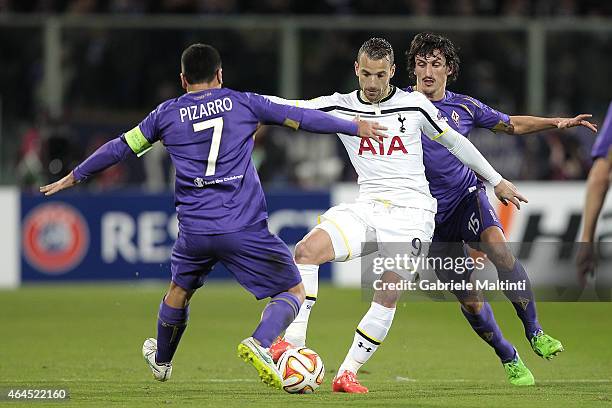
[356,85,397,105]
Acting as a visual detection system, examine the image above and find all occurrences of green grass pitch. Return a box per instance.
[1,283,611,407]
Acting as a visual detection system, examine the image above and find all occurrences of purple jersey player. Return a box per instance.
[578,100,612,279]
[405,32,597,385]
[39,43,386,389]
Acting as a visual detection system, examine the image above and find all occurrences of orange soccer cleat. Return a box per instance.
[269,337,293,363]
[332,370,368,393]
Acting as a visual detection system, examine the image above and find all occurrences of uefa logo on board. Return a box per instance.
[22,203,89,274]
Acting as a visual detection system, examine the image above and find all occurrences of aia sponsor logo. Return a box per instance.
[22,203,89,274]
[358,136,408,155]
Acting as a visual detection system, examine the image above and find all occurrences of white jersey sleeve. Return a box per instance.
[264,94,340,110]
[417,94,502,186]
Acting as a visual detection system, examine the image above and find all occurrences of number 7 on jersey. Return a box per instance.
[193,117,224,176]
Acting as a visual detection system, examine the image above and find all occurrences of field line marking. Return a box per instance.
[395,377,612,383]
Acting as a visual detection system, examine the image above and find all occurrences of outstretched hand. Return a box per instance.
[39,171,78,196]
[494,178,528,210]
[576,242,596,287]
[557,114,598,133]
[354,116,388,140]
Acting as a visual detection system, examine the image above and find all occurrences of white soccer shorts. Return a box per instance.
[315,200,435,275]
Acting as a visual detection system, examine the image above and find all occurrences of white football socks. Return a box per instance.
[284,264,319,347]
[337,302,396,376]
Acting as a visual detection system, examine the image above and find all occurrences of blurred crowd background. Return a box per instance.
[2,0,611,16]
[1,0,611,192]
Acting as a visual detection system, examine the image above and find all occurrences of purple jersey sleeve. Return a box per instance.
[245,92,358,136]
[137,104,163,143]
[591,101,612,162]
[466,96,512,132]
[72,102,171,181]
[72,137,133,181]
[122,101,175,157]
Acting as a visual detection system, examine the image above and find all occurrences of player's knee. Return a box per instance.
[373,291,400,308]
[294,238,324,265]
[461,299,484,314]
[293,240,309,264]
[374,297,398,309]
[165,282,194,308]
[287,282,306,304]
[481,230,516,271]
[487,246,515,271]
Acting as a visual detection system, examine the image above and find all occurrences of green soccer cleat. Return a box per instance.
[503,353,535,386]
[237,337,282,390]
[530,331,564,360]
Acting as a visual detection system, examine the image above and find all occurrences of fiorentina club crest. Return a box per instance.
[451,110,460,127]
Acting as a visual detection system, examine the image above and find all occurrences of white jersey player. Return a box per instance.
[267,37,526,393]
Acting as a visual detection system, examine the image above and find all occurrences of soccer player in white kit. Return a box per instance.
[268,38,526,393]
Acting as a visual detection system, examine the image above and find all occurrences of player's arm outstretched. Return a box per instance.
[506,114,597,134]
[461,94,598,135]
[40,136,136,196]
[248,93,386,140]
[41,107,160,196]
[419,98,527,209]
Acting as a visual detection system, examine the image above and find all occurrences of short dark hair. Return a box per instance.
[181,43,222,84]
[357,37,394,65]
[406,32,460,83]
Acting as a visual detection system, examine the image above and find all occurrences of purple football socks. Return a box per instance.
[461,301,516,363]
[156,299,189,364]
[499,260,542,339]
[252,292,301,348]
